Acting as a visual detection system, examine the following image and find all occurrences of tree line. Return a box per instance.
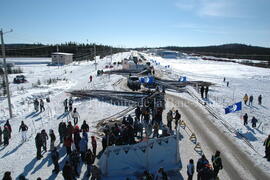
[3,42,127,61]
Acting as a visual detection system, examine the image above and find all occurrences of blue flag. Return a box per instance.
[225,102,242,114]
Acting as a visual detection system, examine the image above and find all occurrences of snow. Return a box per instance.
[0,52,131,179]
[143,53,270,174]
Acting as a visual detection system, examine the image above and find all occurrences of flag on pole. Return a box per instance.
[225,101,242,114]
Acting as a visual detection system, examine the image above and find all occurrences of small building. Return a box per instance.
[51,52,73,65]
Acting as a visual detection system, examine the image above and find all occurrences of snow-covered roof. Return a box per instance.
[51,52,73,56]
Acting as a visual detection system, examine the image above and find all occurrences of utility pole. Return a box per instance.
[1,29,13,118]
[94,44,97,70]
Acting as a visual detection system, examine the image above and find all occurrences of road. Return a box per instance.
[165,93,270,180]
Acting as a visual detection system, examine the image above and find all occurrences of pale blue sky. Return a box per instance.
[1,0,270,48]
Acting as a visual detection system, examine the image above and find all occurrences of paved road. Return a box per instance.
[166,93,270,180]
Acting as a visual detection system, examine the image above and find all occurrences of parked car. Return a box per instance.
[13,75,27,84]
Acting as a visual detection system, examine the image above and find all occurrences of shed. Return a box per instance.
[51,52,73,65]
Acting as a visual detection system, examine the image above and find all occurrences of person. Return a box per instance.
[79,136,88,162]
[72,108,80,125]
[166,110,173,131]
[63,98,68,112]
[135,106,141,120]
[51,147,60,173]
[0,126,2,145]
[91,165,101,180]
[174,110,181,130]
[19,121,28,142]
[91,136,97,156]
[251,116,258,128]
[41,129,48,152]
[81,120,89,132]
[64,135,73,155]
[69,150,80,177]
[85,149,95,177]
[49,129,56,151]
[187,159,194,180]
[205,86,209,99]
[223,77,226,82]
[68,97,73,112]
[89,75,93,82]
[258,95,262,105]
[197,155,209,180]
[58,122,66,143]
[243,94,248,105]
[211,151,223,178]
[153,123,159,138]
[4,120,12,138]
[154,167,168,180]
[34,98,39,112]
[2,171,12,180]
[142,170,153,180]
[35,133,43,160]
[263,135,270,161]
[226,81,229,87]
[3,126,10,146]
[243,113,248,126]
[200,86,205,99]
[62,161,74,180]
[249,95,254,106]
[127,115,133,125]
[40,99,45,112]
[73,125,81,151]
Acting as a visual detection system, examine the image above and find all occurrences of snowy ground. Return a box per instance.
[0,52,130,179]
[143,53,270,174]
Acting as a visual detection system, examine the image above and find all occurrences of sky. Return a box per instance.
[1,0,270,48]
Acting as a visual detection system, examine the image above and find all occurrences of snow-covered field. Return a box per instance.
[143,53,270,173]
[0,53,130,179]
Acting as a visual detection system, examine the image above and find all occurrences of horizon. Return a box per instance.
[1,0,270,48]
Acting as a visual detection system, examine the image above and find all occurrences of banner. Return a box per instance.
[225,101,242,114]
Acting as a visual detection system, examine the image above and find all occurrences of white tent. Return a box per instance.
[98,135,182,179]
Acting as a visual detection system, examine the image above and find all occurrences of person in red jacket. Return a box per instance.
[64,135,73,155]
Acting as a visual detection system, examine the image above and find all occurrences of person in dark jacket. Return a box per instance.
[135,106,141,120]
[66,122,74,138]
[249,95,254,106]
[197,155,209,180]
[68,97,73,112]
[19,121,28,142]
[34,98,39,112]
[63,99,68,112]
[64,136,73,155]
[81,120,89,132]
[0,126,2,145]
[174,110,181,130]
[73,125,81,151]
[251,117,258,128]
[40,99,45,112]
[62,161,74,180]
[3,126,10,146]
[200,86,205,99]
[79,136,88,162]
[187,159,194,180]
[243,113,248,126]
[264,135,270,161]
[4,120,12,138]
[2,171,12,180]
[49,129,56,151]
[69,150,80,177]
[35,133,43,160]
[85,149,95,177]
[142,170,153,180]
[51,147,60,173]
[211,151,223,178]
[58,122,67,143]
[205,86,209,99]
[41,129,48,152]
[258,95,262,105]
[167,110,173,131]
